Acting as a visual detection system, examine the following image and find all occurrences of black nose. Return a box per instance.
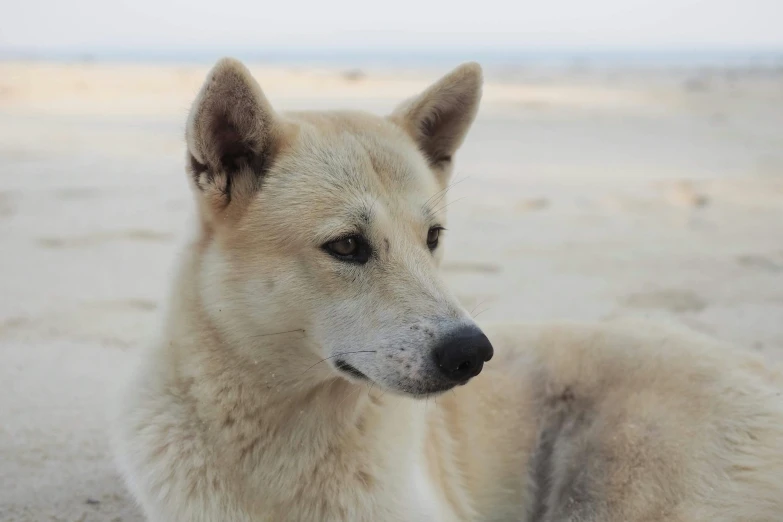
[432,325,494,383]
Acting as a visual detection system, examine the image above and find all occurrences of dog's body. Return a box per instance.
[112,59,783,521]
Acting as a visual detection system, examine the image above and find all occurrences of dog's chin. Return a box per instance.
[378,378,463,398]
[402,382,459,398]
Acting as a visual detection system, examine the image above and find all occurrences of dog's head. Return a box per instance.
[185,58,491,396]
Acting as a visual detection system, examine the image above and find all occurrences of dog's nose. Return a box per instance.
[432,325,494,383]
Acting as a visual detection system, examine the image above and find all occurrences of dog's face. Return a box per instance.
[185,59,492,396]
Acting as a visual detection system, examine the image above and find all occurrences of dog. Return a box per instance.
[111,58,783,521]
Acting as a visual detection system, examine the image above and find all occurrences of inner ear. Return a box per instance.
[185,57,280,205]
[390,62,482,174]
[417,107,461,165]
[210,117,267,175]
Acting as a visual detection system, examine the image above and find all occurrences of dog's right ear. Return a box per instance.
[185,58,281,217]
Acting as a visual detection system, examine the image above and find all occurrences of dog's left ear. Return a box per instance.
[390,62,482,182]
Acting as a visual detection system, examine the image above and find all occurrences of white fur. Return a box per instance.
[111,58,783,521]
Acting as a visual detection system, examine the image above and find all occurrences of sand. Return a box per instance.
[1,61,782,521]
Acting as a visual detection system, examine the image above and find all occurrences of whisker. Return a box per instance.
[473,307,492,319]
[427,185,454,210]
[431,196,467,216]
[470,298,488,316]
[422,176,469,213]
[422,181,453,210]
[247,328,306,339]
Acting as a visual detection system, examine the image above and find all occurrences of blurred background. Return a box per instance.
[1,1,783,520]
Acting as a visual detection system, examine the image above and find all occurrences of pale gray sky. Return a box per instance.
[2,0,782,50]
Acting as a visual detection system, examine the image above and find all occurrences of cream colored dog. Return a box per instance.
[111,58,783,521]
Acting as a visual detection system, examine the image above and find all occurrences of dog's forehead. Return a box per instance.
[263,112,441,225]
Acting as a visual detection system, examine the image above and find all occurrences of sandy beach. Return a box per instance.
[1,60,782,521]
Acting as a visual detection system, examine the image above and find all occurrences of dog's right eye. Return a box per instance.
[323,236,371,264]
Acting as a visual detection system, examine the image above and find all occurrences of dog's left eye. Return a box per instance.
[427,226,443,250]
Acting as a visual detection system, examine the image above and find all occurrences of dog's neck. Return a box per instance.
[175,296,375,435]
[167,246,403,447]
[179,318,435,503]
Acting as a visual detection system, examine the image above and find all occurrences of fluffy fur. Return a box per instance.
[111,58,783,521]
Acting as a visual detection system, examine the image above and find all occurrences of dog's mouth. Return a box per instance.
[334,359,370,381]
[333,359,470,397]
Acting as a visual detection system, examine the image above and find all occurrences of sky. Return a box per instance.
[2,0,783,52]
